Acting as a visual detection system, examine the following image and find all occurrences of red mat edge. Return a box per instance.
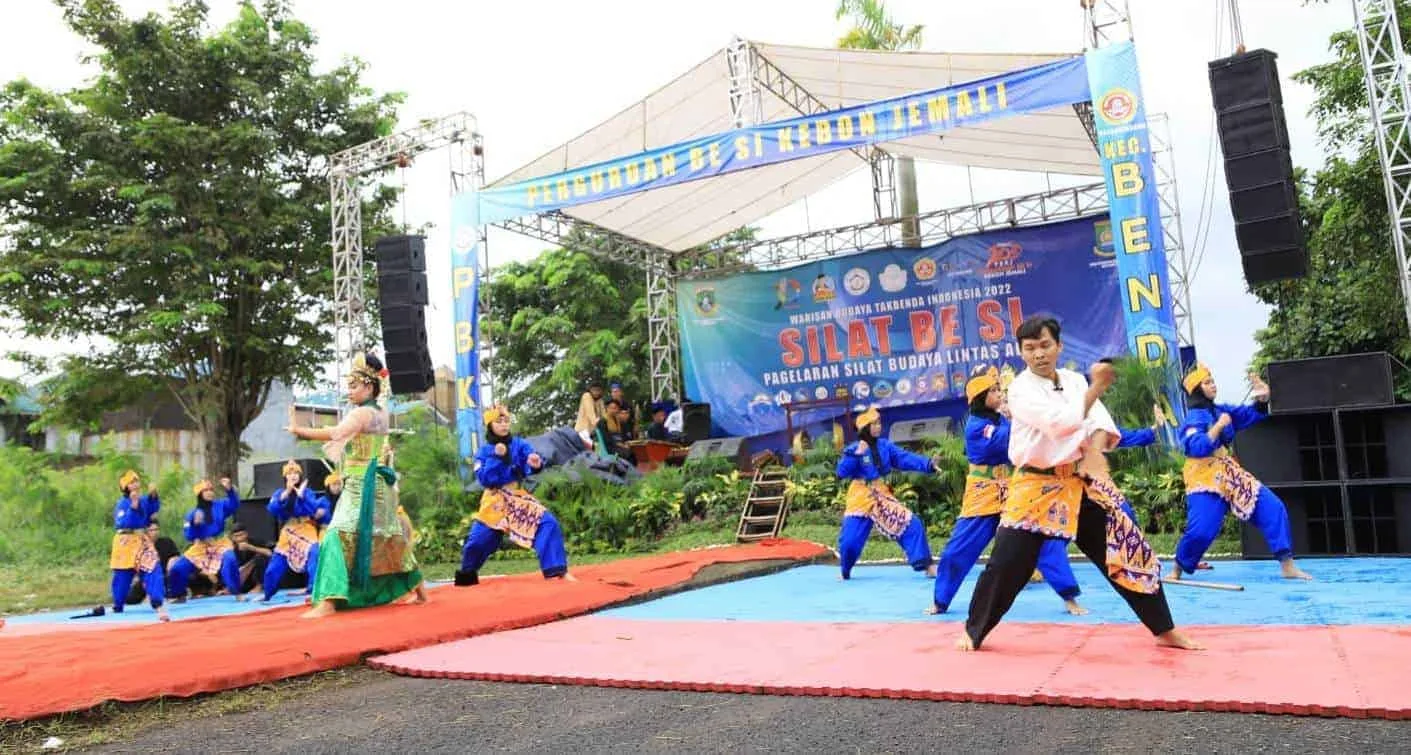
[0,539,831,722]
[362,660,1409,720]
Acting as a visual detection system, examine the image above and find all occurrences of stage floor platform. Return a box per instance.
[371,558,1411,719]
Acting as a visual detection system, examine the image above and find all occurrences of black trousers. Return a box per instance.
[964,495,1174,649]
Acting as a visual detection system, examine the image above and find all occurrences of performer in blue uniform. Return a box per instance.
[928,366,1088,615]
[109,469,169,621]
[1172,363,1311,581]
[835,406,938,580]
[261,460,330,601]
[454,405,572,587]
[166,477,245,600]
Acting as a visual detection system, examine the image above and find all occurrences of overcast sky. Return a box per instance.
[0,0,1357,401]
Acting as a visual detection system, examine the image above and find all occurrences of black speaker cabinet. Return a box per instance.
[1266,353,1394,414]
[378,269,429,307]
[682,402,711,443]
[686,436,745,462]
[889,417,952,444]
[374,234,427,273]
[235,499,279,547]
[1234,399,1411,556]
[1209,48,1284,111]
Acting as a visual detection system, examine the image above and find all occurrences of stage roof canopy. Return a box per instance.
[488,41,1102,253]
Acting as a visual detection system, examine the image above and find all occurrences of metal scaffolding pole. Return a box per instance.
[1353,0,1411,338]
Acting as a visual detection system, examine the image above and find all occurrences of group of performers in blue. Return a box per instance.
[107,460,343,619]
[105,324,1308,647]
[835,315,1309,651]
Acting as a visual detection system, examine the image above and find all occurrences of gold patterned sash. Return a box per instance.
[1183,450,1261,520]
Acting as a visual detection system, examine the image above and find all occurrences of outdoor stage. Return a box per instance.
[369,558,1411,719]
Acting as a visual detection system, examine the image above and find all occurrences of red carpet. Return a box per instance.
[369,617,1411,719]
[0,540,827,721]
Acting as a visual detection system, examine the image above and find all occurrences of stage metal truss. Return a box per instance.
[1353,0,1411,338]
[1149,114,1196,348]
[676,182,1112,278]
[1082,0,1133,50]
[329,112,481,403]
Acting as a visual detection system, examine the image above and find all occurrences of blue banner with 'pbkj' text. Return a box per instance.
[676,216,1125,438]
[449,192,483,472]
[1083,41,1183,421]
[477,55,1091,224]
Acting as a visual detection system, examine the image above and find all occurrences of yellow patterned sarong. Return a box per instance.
[1084,475,1162,594]
[1183,449,1261,520]
[183,537,233,578]
[843,480,914,539]
[275,518,320,573]
[476,485,547,549]
[110,531,159,572]
[1003,466,1160,596]
[960,464,1011,518]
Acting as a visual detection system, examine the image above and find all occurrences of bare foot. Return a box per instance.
[1155,629,1203,650]
[1029,570,1044,583]
[837,573,849,581]
[1167,564,1184,581]
[924,604,944,616]
[1197,561,1213,571]
[1064,599,1089,616]
[156,606,171,622]
[954,632,976,652]
[300,600,337,619]
[234,594,247,602]
[562,572,578,583]
[1280,560,1313,580]
[925,564,938,579]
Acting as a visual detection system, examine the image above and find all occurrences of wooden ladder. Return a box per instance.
[735,463,790,542]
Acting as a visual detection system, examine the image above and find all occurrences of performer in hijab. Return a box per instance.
[1172,363,1310,581]
[166,476,243,600]
[835,406,939,580]
[108,470,170,621]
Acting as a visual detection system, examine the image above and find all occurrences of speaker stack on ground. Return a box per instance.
[375,234,435,394]
[681,401,712,444]
[1234,352,1411,557]
[1208,49,1307,285]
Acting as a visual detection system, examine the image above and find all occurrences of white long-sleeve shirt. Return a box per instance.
[1005,368,1118,469]
[665,408,684,434]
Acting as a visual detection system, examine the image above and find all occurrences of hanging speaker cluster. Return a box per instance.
[1208,49,1308,285]
[374,235,435,395]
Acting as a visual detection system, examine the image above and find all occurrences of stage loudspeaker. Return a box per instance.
[235,500,279,547]
[888,417,953,444]
[1209,49,1307,284]
[1265,352,1395,413]
[682,402,711,443]
[252,457,328,499]
[377,270,429,307]
[374,234,426,272]
[686,436,745,463]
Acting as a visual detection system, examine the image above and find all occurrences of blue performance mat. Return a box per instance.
[600,558,1411,626]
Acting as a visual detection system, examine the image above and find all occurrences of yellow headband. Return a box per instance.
[192,479,213,496]
[119,470,140,491]
[1183,363,1211,394]
[483,404,510,426]
[854,406,880,431]
[324,472,341,486]
[282,459,302,477]
[966,366,1000,403]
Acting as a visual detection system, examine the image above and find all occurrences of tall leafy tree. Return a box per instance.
[0,0,401,476]
[1251,3,1411,396]
[835,0,924,246]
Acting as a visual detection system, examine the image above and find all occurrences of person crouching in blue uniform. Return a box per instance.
[261,460,331,601]
[167,477,245,600]
[454,405,573,587]
[928,366,1085,615]
[835,406,938,580]
[1172,363,1311,582]
[109,469,170,621]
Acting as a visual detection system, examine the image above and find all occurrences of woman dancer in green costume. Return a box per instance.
[288,352,428,618]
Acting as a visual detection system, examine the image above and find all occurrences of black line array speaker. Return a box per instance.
[682,402,712,444]
[374,235,434,394]
[1208,49,1307,285]
[1265,353,1396,414]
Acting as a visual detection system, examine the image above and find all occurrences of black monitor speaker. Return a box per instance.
[682,402,711,443]
[889,417,952,444]
[1265,353,1395,414]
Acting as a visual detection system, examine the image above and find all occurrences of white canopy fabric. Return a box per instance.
[489,41,1101,253]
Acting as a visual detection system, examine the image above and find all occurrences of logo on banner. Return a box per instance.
[880,263,908,292]
[1093,220,1115,257]
[773,278,802,310]
[895,377,912,395]
[812,275,837,302]
[453,227,477,254]
[694,288,719,318]
[873,380,894,400]
[982,242,1032,276]
[844,267,871,296]
[913,258,938,282]
[1098,88,1137,125]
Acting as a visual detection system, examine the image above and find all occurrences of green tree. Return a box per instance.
[0,0,401,476]
[1250,3,1411,396]
[835,0,923,246]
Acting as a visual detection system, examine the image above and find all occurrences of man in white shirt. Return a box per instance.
[958,316,1200,652]
[664,400,685,436]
